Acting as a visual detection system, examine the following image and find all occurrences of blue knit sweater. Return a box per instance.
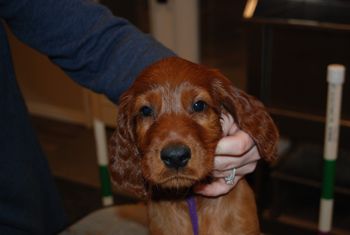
[0,0,175,102]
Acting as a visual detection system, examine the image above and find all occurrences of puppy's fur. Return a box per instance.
[109,57,278,235]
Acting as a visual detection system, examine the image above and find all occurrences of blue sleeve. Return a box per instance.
[0,0,176,102]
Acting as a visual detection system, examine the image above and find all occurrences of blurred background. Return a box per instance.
[7,0,350,234]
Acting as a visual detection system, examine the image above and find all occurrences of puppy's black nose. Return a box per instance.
[160,144,191,169]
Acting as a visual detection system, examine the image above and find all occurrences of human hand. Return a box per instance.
[195,113,261,197]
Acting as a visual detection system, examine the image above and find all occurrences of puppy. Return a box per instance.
[109,57,278,235]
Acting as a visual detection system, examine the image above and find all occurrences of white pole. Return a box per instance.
[93,119,114,206]
[318,64,345,234]
[149,0,175,50]
[172,0,200,63]
[149,0,200,63]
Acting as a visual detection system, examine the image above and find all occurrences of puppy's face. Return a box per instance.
[109,57,278,198]
[130,64,222,189]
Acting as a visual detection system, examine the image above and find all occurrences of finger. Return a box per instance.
[227,122,240,137]
[195,179,234,196]
[220,113,234,136]
[212,161,257,178]
[220,113,237,136]
[213,146,260,170]
[195,177,241,197]
[215,130,255,156]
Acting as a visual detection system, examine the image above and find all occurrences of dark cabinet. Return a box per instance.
[244,1,350,233]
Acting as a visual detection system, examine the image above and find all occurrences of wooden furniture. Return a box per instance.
[8,28,96,126]
[8,26,118,206]
[244,1,350,233]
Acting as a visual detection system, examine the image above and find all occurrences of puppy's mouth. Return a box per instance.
[157,173,199,189]
[150,173,213,200]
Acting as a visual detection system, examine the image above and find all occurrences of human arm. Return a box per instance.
[0,0,175,102]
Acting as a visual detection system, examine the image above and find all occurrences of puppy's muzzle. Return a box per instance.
[160,144,191,170]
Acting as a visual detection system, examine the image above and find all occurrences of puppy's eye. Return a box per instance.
[192,100,207,112]
[139,106,153,117]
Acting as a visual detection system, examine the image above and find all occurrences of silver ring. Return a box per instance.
[224,168,236,185]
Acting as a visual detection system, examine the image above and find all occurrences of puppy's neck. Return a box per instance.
[150,186,195,202]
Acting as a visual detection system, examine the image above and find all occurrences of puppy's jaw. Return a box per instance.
[140,130,218,189]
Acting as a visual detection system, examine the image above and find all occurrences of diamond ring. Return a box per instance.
[224,168,236,185]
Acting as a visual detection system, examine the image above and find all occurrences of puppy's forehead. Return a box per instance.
[133,59,214,95]
[135,80,208,107]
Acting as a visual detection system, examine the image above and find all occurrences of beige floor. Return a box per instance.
[60,204,149,235]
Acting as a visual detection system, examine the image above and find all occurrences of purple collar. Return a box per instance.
[186,196,199,235]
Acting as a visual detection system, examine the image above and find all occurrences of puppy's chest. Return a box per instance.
[148,197,235,235]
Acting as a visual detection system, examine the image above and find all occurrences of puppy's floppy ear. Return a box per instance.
[108,93,147,199]
[211,71,279,161]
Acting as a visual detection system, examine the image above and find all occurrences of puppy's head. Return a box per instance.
[109,57,278,199]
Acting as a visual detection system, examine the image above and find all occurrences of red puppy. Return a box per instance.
[109,57,278,235]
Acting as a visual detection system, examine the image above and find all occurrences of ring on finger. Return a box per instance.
[224,168,236,185]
